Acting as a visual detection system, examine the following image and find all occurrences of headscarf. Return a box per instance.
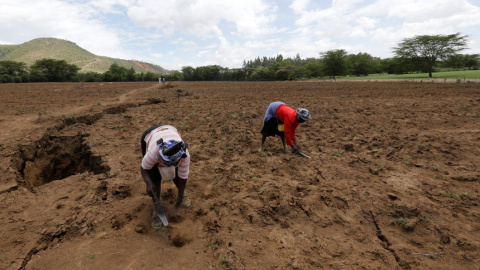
[296,108,311,122]
[158,139,187,165]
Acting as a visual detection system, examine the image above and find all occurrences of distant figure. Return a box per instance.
[158,77,162,84]
[163,77,166,84]
[259,101,310,154]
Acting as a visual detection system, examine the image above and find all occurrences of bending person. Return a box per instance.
[259,101,310,154]
[140,125,190,229]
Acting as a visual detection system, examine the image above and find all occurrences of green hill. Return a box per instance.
[0,38,167,74]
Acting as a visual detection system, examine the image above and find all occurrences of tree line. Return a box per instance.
[182,33,477,81]
[0,59,174,83]
[1,33,478,83]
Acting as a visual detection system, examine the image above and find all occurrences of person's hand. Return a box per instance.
[141,167,157,198]
[291,143,300,154]
[146,182,156,198]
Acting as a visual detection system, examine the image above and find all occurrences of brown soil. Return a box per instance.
[1,81,479,270]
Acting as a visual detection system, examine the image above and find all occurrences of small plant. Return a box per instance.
[423,216,438,222]
[212,174,217,179]
[259,186,265,194]
[376,163,382,168]
[206,263,218,270]
[64,113,76,120]
[222,147,229,151]
[286,262,293,267]
[209,109,215,115]
[434,164,441,171]
[219,254,227,264]
[209,241,220,250]
[333,152,341,157]
[403,157,411,164]
[87,254,95,259]
[444,191,460,200]
[38,109,48,115]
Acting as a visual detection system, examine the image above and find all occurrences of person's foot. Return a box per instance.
[175,195,192,208]
[182,195,191,207]
[151,212,162,229]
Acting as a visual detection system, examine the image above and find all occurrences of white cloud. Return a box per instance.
[126,0,279,38]
[289,0,310,14]
[1,0,479,69]
[182,41,197,47]
[0,0,128,58]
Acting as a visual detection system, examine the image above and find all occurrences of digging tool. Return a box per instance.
[297,151,311,159]
[152,194,169,227]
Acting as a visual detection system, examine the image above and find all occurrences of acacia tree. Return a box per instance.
[321,49,348,77]
[393,33,468,77]
[30,58,79,81]
[346,52,376,76]
[0,60,27,76]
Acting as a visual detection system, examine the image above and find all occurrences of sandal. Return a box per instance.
[182,195,192,207]
[151,212,163,229]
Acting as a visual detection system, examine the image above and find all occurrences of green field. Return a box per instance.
[343,70,480,80]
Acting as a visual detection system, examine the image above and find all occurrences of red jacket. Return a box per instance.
[276,104,299,146]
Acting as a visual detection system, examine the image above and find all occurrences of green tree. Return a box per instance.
[0,60,27,76]
[321,49,348,77]
[181,66,195,81]
[442,54,479,70]
[346,53,376,76]
[126,67,136,81]
[168,70,183,81]
[380,57,416,74]
[304,59,324,78]
[393,33,468,77]
[76,71,103,82]
[104,63,128,81]
[30,59,80,82]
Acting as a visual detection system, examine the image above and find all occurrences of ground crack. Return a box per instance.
[369,211,410,269]
[18,228,67,270]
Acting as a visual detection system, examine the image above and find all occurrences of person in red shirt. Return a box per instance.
[259,101,310,154]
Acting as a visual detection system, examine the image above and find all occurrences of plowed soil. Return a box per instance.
[1,81,479,270]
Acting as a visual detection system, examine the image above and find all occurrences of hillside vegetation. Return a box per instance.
[0,38,166,74]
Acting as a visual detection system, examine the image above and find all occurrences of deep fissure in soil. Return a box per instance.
[16,134,110,189]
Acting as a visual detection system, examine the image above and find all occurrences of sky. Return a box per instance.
[1,0,480,71]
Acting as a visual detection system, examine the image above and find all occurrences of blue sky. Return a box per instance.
[1,0,480,71]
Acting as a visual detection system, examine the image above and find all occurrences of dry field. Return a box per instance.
[0,81,479,270]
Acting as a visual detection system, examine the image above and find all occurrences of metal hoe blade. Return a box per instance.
[152,197,169,226]
[298,151,311,159]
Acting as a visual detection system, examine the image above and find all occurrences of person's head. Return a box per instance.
[296,108,310,123]
[157,139,187,166]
